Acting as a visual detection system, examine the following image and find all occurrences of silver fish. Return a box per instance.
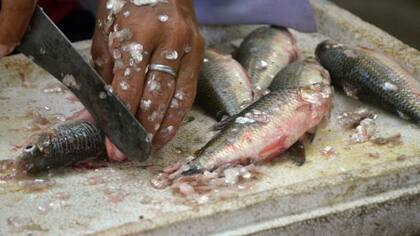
[197,49,253,119]
[235,26,299,94]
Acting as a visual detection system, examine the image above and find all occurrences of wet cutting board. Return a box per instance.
[1,1,420,235]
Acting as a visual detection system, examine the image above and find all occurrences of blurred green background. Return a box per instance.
[331,0,420,50]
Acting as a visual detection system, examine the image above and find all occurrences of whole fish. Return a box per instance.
[16,120,106,175]
[235,26,299,94]
[197,49,253,119]
[316,40,420,124]
[270,57,331,90]
[185,76,333,173]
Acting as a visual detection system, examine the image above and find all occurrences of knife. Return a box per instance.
[17,6,151,161]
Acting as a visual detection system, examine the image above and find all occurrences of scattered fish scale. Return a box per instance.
[130,0,168,7]
[349,118,377,144]
[316,40,420,124]
[337,109,377,130]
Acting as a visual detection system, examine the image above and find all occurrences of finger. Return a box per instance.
[153,36,205,149]
[91,1,113,84]
[104,8,157,161]
[0,0,37,57]
[105,31,153,161]
[110,34,153,114]
[105,138,126,161]
[92,31,114,84]
[136,42,185,141]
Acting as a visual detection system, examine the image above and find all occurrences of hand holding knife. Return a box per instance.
[17,6,151,161]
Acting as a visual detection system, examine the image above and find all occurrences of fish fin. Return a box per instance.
[230,39,243,49]
[193,148,205,157]
[304,128,317,144]
[217,113,230,122]
[288,140,306,166]
[181,163,204,176]
[288,131,317,166]
[213,115,237,130]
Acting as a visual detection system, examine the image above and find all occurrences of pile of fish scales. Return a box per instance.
[338,109,402,146]
[151,162,260,202]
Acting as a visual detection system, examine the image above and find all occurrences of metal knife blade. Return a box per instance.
[17,6,151,160]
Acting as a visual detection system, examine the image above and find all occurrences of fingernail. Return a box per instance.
[0,44,14,57]
[105,138,126,161]
[105,138,115,160]
[114,147,126,161]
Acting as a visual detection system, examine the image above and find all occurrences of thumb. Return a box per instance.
[0,0,37,57]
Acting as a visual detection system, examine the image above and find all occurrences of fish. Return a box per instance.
[270,57,331,91]
[235,26,299,95]
[197,49,253,119]
[184,75,333,174]
[316,40,420,124]
[15,120,106,175]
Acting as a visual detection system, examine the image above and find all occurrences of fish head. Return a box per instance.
[316,40,345,54]
[316,40,356,61]
[15,132,52,174]
[302,57,332,87]
[316,40,361,59]
[316,40,359,83]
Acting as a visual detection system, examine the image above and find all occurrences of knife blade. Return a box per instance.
[17,6,151,161]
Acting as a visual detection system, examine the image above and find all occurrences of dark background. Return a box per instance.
[331,0,420,50]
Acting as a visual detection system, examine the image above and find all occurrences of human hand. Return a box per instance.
[90,0,204,161]
[0,0,37,57]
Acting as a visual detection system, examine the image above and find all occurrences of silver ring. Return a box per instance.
[149,64,177,77]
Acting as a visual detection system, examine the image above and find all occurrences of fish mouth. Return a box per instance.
[23,144,36,153]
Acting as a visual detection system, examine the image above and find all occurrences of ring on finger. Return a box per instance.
[149,64,177,77]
